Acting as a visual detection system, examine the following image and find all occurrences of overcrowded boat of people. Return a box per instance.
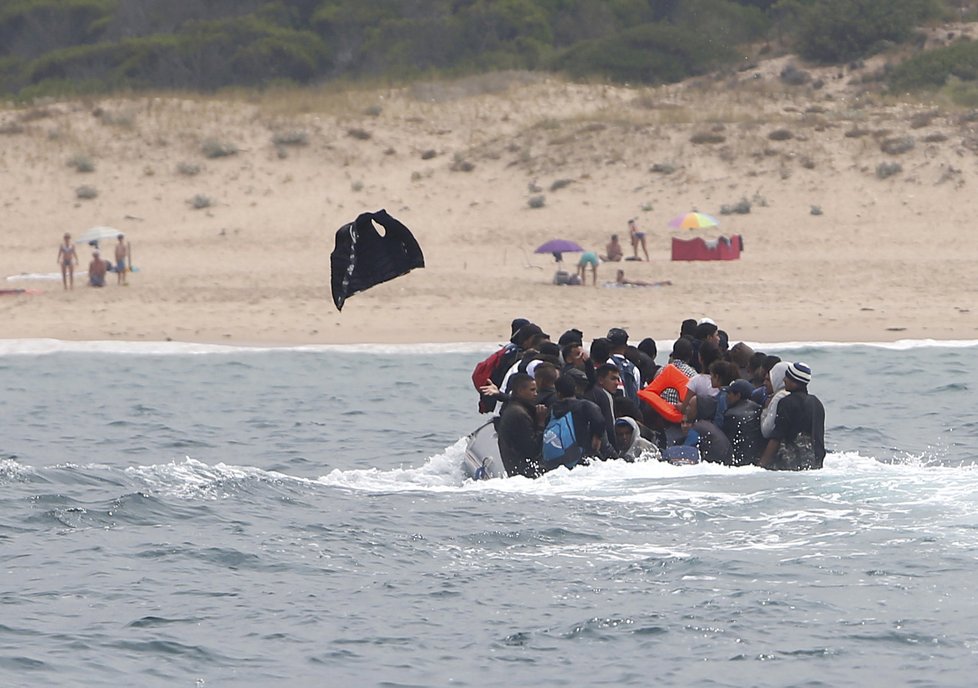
[463,318,826,480]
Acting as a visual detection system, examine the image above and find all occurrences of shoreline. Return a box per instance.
[1,337,976,356]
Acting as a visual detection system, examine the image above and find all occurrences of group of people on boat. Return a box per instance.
[472,317,826,478]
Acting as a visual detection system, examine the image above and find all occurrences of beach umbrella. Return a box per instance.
[667,212,720,230]
[534,239,584,254]
[77,226,126,245]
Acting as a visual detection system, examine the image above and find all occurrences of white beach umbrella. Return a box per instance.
[76,226,126,245]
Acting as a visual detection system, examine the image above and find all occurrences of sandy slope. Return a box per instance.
[0,65,976,347]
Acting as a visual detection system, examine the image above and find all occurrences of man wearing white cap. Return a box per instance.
[758,362,826,470]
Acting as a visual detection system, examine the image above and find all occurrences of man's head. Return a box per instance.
[671,337,693,364]
[596,363,621,394]
[564,367,588,395]
[730,342,755,368]
[92,249,100,258]
[680,319,698,339]
[555,374,577,400]
[533,362,558,391]
[610,234,619,242]
[614,418,634,448]
[63,233,71,241]
[699,342,721,372]
[558,328,583,347]
[607,327,629,352]
[511,317,530,335]
[784,362,812,391]
[117,234,125,242]
[709,360,739,388]
[507,372,537,403]
[590,337,611,364]
[726,379,755,406]
[515,323,549,350]
[637,337,657,361]
[562,342,585,368]
[694,321,719,345]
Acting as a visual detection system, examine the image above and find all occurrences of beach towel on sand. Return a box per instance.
[330,209,425,311]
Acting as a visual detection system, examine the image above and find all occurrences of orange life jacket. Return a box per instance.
[637,363,690,423]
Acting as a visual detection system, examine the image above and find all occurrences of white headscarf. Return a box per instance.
[761,362,791,438]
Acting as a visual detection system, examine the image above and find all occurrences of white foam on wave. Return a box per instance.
[0,337,976,357]
[0,458,32,483]
[316,437,471,492]
[316,446,978,503]
[122,457,313,500]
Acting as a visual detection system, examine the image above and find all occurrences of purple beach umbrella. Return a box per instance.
[534,239,585,254]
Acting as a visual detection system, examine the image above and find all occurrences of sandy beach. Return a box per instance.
[1,62,976,347]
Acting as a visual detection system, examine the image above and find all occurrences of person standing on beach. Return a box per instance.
[57,233,78,290]
[576,251,599,286]
[628,219,649,261]
[114,234,130,286]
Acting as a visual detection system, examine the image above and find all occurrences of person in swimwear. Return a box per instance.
[56,232,78,290]
[88,249,108,287]
[602,234,623,262]
[615,269,671,287]
[628,218,649,261]
[576,251,599,286]
[114,233,130,285]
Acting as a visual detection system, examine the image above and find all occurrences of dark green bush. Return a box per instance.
[552,22,737,84]
[792,0,941,63]
[888,38,978,90]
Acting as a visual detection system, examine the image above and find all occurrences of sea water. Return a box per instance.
[1,340,977,687]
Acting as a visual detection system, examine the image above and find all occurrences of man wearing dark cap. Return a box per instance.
[758,362,826,470]
[607,327,640,402]
[474,321,546,414]
[723,379,765,466]
[511,318,531,340]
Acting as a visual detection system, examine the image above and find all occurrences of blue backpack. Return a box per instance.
[612,355,640,402]
[542,411,582,469]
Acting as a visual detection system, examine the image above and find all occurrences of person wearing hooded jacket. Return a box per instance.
[761,361,790,438]
[614,417,661,462]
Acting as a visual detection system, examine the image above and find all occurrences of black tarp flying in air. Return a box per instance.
[330,209,425,311]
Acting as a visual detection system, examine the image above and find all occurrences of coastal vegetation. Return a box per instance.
[0,0,976,98]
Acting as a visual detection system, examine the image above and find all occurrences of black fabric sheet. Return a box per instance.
[330,209,425,311]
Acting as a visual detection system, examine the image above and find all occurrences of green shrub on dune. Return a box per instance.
[889,39,978,91]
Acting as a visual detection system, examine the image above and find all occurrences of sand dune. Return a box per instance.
[1,65,976,346]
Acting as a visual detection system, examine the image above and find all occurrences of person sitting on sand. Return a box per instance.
[57,233,78,290]
[114,233,130,286]
[602,234,623,262]
[576,251,599,286]
[88,250,108,287]
[628,219,649,261]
